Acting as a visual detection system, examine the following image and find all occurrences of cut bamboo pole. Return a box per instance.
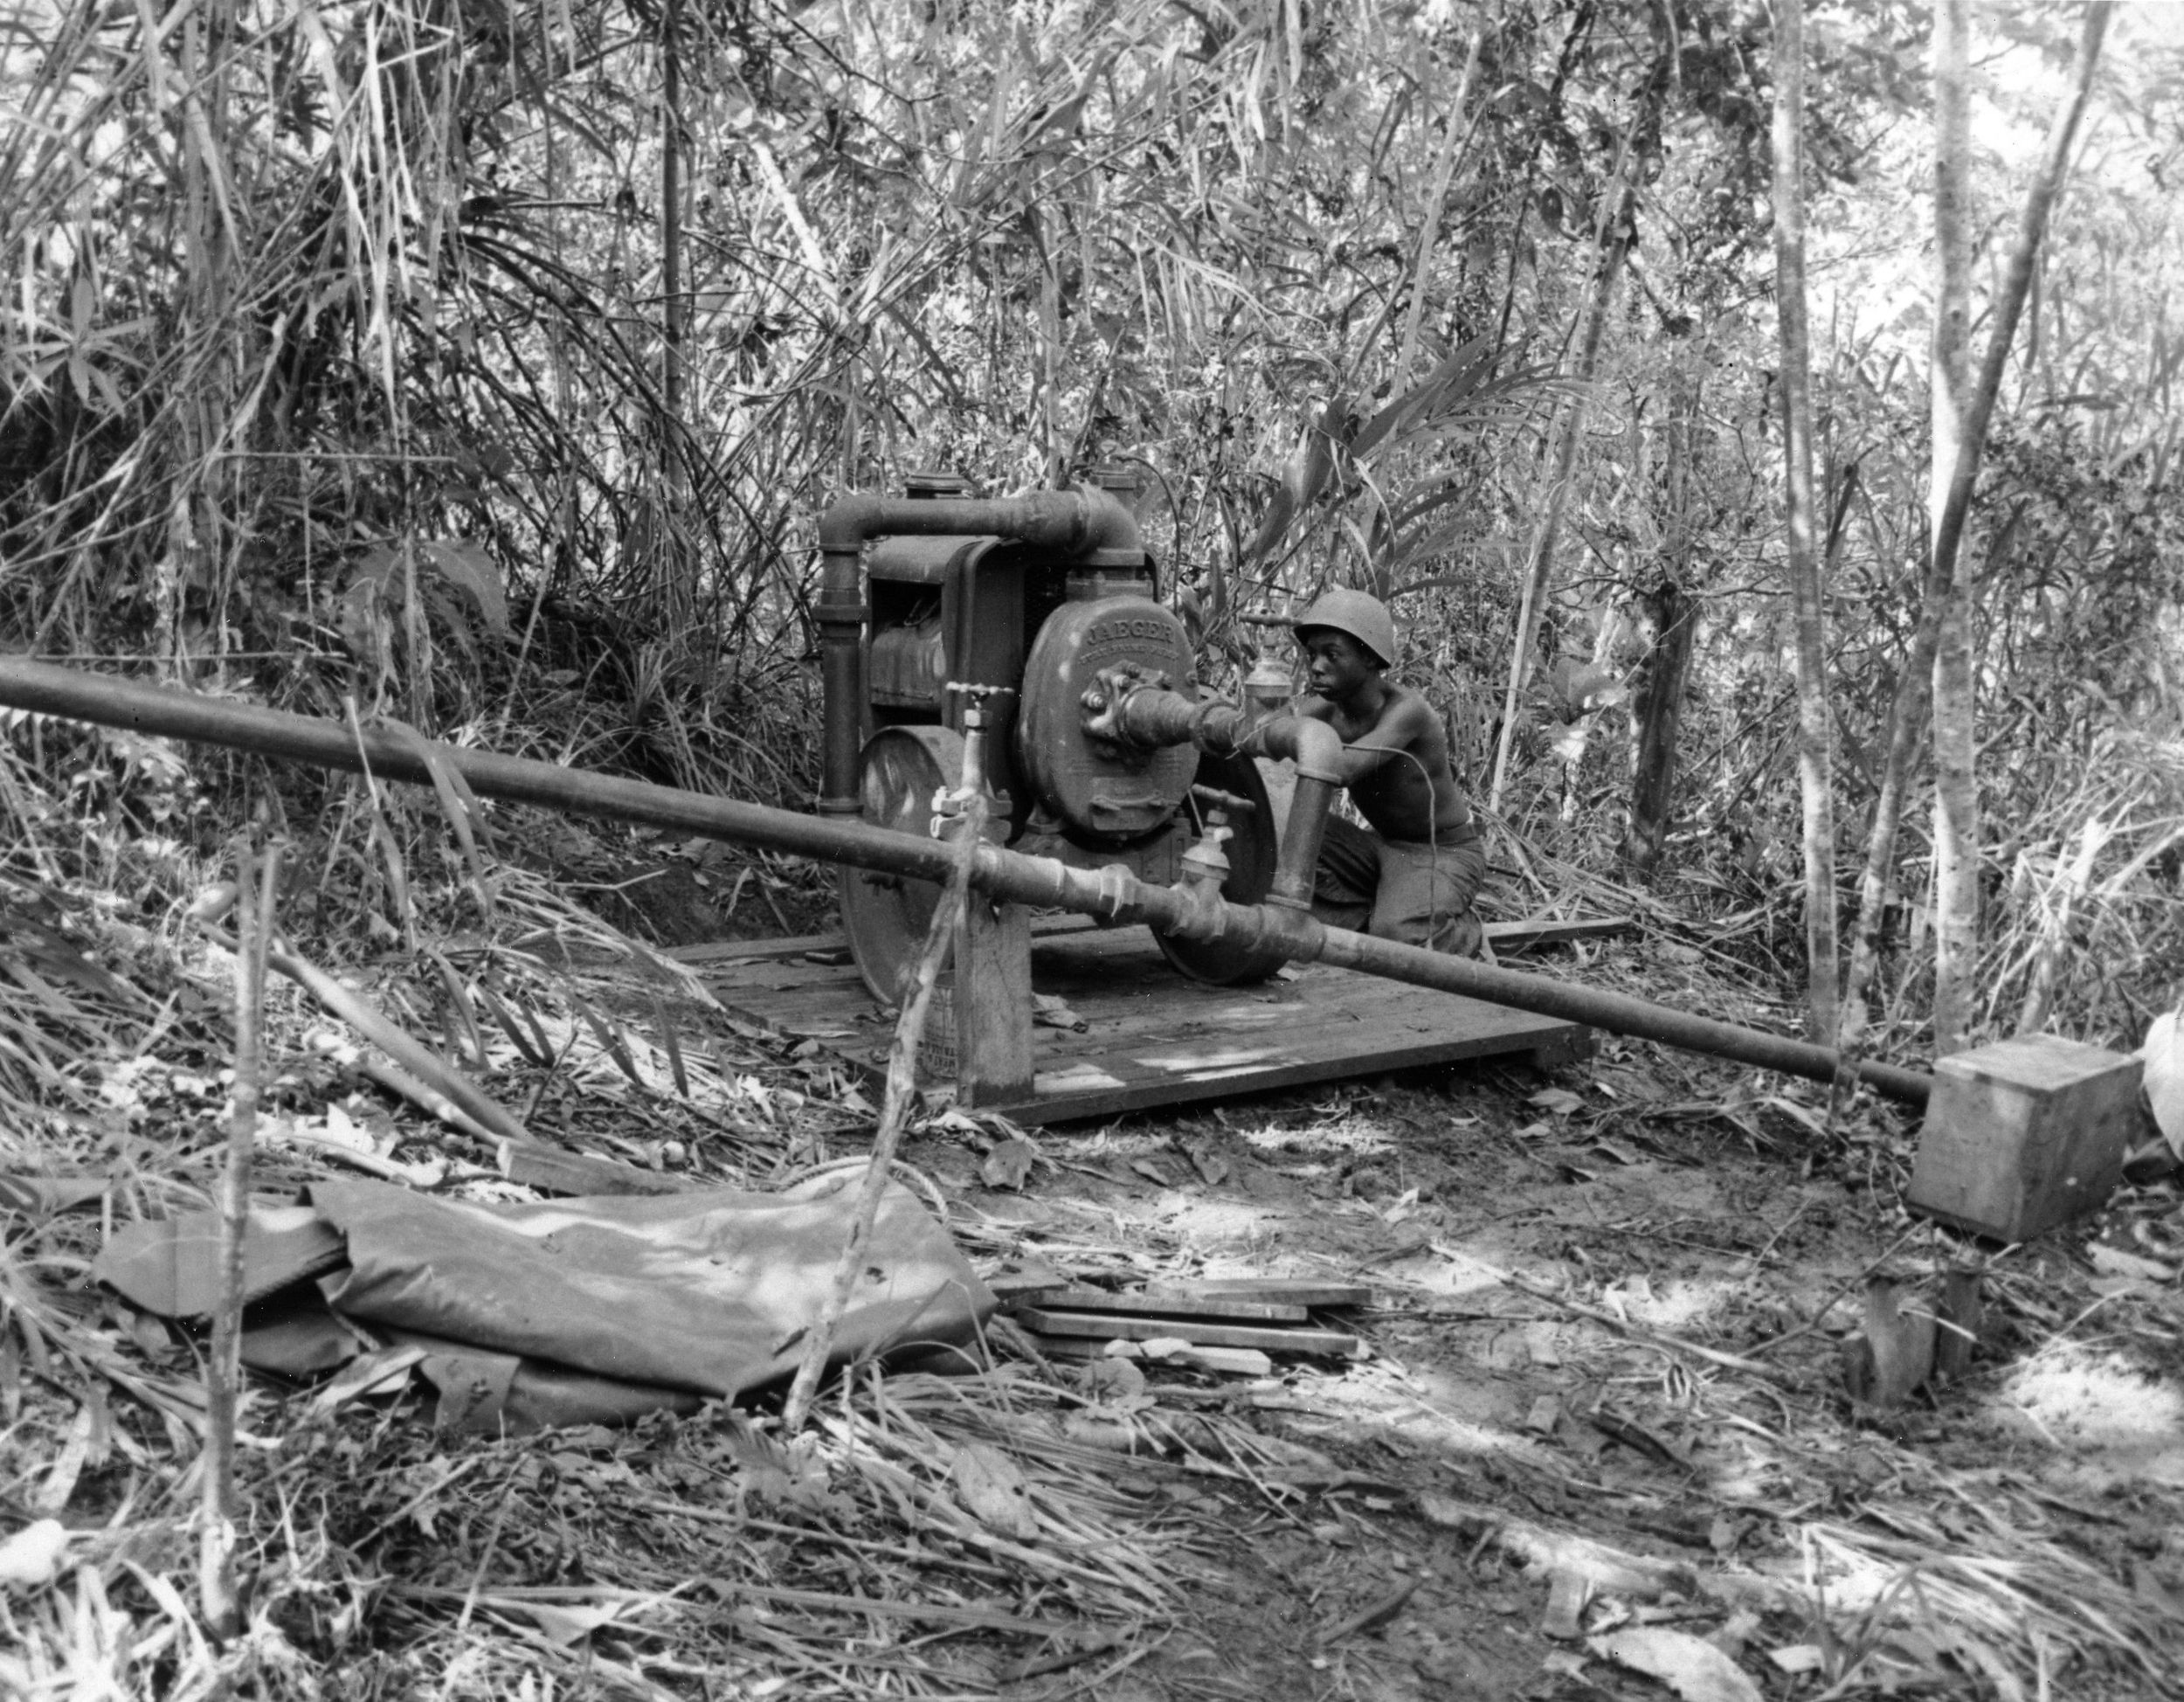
[202,839,278,1640]
[780,718,992,1433]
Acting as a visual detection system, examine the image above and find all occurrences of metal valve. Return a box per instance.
[1238,611,1296,718]
[931,682,1016,839]
[1181,820,1233,891]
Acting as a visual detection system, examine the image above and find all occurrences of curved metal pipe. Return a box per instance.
[1099,689,1342,911]
[814,486,1144,816]
[0,659,1933,1108]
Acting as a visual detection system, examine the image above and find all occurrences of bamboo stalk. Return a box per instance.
[201,838,278,1640]
[780,724,992,1434]
[1485,80,1655,815]
[1772,0,1840,1048]
[1842,3,2116,1045]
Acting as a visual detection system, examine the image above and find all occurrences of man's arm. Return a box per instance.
[1321,693,1438,786]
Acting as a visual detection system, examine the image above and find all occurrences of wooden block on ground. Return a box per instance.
[1002,1287,1310,1323]
[1015,1307,1361,1358]
[1906,1034,2143,1242]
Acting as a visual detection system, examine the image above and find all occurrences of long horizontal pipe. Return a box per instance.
[0,660,1932,1106]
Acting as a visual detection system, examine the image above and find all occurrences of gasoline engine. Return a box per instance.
[816,470,1340,1003]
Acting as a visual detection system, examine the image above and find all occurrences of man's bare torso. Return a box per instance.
[1295,681,1472,843]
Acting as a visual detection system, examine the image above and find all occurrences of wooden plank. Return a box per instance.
[954,895,1034,1104]
[1143,1278,1373,1308]
[993,993,1580,1125]
[698,922,1588,1125]
[1002,1287,1310,1323]
[1027,1336,1273,1375]
[1016,1307,1362,1358]
[667,911,1099,968]
[1484,915,1635,951]
[669,931,847,966]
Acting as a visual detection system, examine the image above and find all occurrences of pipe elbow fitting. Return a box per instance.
[1074,485,1145,568]
[1253,714,1344,786]
[818,493,888,556]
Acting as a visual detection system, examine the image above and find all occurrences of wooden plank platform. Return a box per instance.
[689,925,1590,1125]
[667,910,1634,970]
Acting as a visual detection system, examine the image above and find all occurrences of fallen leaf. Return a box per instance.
[1185,1141,1231,1187]
[2089,1243,2176,1284]
[1708,1609,1762,1657]
[1528,1087,1585,1116]
[496,1598,630,1645]
[2142,1009,2184,1159]
[1130,1157,1177,1187]
[979,1138,1038,1191]
[951,1442,1039,1539]
[1541,1565,1590,1639]
[1757,1093,1832,1142]
[0,1176,108,1216]
[1588,1626,1763,1702]
[1080,1358,1145,1400]
[308,1345,427,1416]
[1031,993,1089,1032]
[0,1519,68,1589]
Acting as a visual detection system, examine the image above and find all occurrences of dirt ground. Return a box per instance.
[7,878,2181,1700]
[891,1027,2184,1700]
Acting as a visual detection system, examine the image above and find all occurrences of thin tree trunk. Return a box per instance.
[1486,109,1647,813]
[1624,579,1697,875]
[1841,0,2112,1047]
[1928,0,1974,1055]
[659,0,689,631]
[1624,356,1698,873]
[1772,0,1838,1044]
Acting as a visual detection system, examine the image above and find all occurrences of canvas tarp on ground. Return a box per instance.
[94,1173,994,1432]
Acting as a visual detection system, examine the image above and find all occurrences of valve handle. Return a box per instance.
[1189,783,1258,818]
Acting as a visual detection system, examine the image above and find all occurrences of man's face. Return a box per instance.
[1301,629,1379,700]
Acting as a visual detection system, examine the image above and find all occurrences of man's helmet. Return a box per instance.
[1291,588,1397,669]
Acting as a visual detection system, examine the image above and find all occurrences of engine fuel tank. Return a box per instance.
[1015,595,1197,846]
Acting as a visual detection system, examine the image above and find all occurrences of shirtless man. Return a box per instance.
[1287,589,1485,958]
